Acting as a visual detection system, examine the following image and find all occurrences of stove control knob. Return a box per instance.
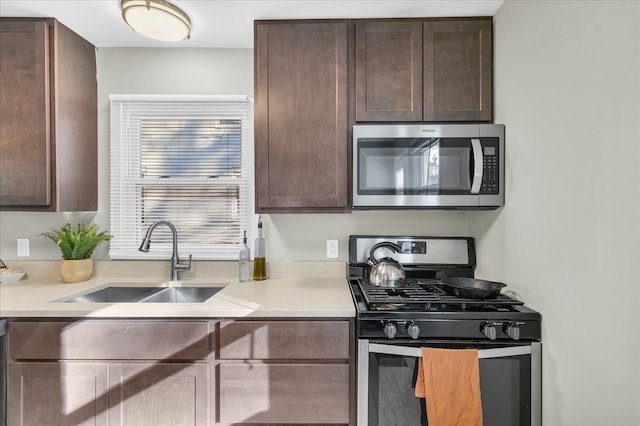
[503,322,521,340]
[383,322,397,339]
[406,322,420,339]
[481,322,497,340]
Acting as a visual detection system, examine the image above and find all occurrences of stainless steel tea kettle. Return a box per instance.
[367,242,406,287]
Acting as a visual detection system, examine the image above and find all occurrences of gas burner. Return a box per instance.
[370,303,408,311]
[357,279,524,312]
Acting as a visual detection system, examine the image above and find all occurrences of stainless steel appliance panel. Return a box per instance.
[353,124,505,209]
[349,235,542,426]
[359,340,541,426]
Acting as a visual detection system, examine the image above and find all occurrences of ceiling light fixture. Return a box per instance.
[121,0,191,42]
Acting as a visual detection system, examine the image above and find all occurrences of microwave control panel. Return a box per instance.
[481,140,500,194]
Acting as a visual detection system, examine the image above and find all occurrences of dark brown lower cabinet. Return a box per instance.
[8,362,109,426]
[217,320,353,425]
[7,362,209,426]
[108,363,209,426]
[219,363,350,424]
[7,319,354,426]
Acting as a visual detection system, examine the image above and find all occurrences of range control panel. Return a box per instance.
[349,236,474,266]
[359,318,541,341]
[481,146,500,194]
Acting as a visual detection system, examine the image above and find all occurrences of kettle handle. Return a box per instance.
[369,242,402,264]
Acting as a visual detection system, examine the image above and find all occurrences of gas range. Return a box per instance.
[348,235,542,342]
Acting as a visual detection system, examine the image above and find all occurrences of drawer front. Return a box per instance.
[218,363,350,424]
[219,320,350,360]
[9,320,212,360]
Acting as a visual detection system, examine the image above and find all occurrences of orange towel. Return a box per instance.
[415,347,483,426]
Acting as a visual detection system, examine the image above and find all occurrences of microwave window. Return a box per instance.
[358,139,472,194]
[438,147,471,190]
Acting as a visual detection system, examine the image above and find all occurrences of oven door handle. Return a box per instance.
[470,138,484,194]
[368,342,532,359]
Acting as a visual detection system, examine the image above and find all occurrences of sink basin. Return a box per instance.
[141,287,223,303]
[62,286,162,303]
[58,285,224,303]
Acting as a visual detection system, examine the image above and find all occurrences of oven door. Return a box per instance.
[358,340,541,426]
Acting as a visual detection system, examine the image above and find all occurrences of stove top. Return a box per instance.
[358,279,524,312]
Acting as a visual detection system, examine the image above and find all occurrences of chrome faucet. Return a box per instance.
[138,220,192,281]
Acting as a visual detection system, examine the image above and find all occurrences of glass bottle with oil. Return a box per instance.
[252,218,267,280]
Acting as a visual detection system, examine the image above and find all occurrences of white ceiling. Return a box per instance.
[0,0,504,48]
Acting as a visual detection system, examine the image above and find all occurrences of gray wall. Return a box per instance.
[474,1,640,425]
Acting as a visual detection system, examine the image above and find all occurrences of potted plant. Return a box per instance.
[42,222,112,283]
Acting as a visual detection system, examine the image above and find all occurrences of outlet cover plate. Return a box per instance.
[17,238,30,257]
[326,240,338,258]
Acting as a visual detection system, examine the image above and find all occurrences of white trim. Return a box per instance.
[108,94,250,102]
[109,95,256,261]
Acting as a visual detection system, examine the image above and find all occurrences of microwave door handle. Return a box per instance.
[471,138,483,194]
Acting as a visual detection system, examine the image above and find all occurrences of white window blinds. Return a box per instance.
[109,95,254,260]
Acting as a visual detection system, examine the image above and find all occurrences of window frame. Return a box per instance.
[109,94,256,261]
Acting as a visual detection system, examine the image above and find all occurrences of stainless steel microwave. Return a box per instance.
[352,124,505,209]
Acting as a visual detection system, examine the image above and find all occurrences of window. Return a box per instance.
[109,95,254,260]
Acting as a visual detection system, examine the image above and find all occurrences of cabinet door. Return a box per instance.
[7,362,109,426]
[254,21,349,212]
[355,20,423,122]
[423,19,493,121]
[218,363,350,424]
[0,20,52,207]
[53,19,98,211]
[108,363,209,426]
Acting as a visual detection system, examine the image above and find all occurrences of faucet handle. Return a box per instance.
[176,254,192,271]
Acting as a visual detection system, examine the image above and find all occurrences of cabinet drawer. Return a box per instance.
[219,320,349,360]
[219,363,350,424]
[9,321,211,360]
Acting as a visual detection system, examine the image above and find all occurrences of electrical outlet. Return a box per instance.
[17,238,30,257]
[327,240,339,259]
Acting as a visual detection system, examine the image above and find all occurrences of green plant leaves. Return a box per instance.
[42,223,112,260]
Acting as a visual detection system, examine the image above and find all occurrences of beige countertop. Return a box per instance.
[0,261,355,318]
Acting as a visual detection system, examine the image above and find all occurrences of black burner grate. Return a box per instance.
[358,279,524,312]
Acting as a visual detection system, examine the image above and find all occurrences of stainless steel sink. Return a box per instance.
[57,285,224,303]
[62,286,162,303]
[140,287,223,303]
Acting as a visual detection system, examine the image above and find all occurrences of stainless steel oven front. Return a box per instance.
[358,339,541,426]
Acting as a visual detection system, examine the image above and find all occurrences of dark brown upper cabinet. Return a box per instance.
[0,18,97,211]
[254,20,350,213]
[355,20,423,121]
[355,18,493,122]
